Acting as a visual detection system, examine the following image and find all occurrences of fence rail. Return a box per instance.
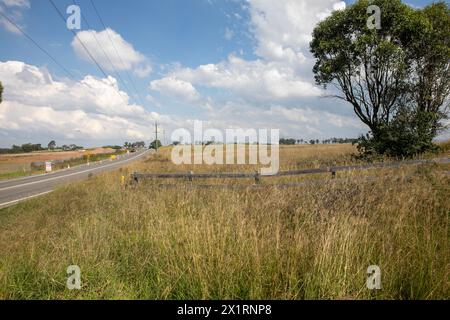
[131,157,450,185]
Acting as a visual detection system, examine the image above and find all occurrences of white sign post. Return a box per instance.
[45,161,52,173]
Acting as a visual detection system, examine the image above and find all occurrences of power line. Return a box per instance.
[71,0,134,100]
[88,0,147,109]
[0,10,75,79]
[48,0,129,105]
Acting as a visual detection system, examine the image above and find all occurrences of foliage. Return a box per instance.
[149,139,162,150]
[47,140,56,150]
[310,0,450,158]
[280,138,297,145]
[124,141,146,149]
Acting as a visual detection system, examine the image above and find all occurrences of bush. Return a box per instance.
[357,108,440,158]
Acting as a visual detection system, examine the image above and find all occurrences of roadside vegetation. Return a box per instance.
[0,148,126,180]
[0,144,448,299]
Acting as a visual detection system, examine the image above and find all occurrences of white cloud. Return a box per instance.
[150,0,345,106]
[150,77,213,110]
[0,0,29,8]
[224,27,234,40]
[0,1,29,34]
[0,61,164,145]
[167,54,321,103]
[150,77,200,103]
[146,0,356,138]
[71,28,152,78]
[133,64,152,78]
[249,0,345,62]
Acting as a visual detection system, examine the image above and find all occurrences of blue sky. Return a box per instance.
[0,0,443,147]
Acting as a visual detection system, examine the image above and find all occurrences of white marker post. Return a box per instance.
[45,161,52,173]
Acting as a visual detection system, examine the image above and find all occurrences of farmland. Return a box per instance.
[0,147,118,179]
[0,143,448,299]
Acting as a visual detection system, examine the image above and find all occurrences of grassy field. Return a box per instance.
[0,144,448,299]
[0,148,122,180]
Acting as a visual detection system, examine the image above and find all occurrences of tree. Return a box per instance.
[0,81,3,104]
[150,139,162,150]
[310,0,449,157]
[310,0,412,135]
[48,140,56,150]
[407,2,450,146]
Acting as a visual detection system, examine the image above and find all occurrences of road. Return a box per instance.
[0,149,151,209]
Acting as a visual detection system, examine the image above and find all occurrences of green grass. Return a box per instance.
[0,171,37,180]
[0,145,448,299]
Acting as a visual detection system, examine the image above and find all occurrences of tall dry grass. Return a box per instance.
[0,144,448,299]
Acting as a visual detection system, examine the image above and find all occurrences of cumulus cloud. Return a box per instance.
[0,61,163,145]
[150,77,201,103]
[0,60,363,146]
[150,77,213,111]
[71,28,152,78]
[150,0,345,108]
[169,54,321,103]
[0,0,30,34]
[249,0,345,64]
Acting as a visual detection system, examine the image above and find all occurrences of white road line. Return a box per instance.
[0,152,136,185]
[0,150,150,192]
[0,190,54,208]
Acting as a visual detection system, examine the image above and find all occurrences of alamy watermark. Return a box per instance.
[170,121,279,175]
[66,265,81,290]
[366,265,381,290]
[66,5,81,30]
[367,5,381,30]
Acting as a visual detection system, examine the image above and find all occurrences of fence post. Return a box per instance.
[133,172,139,184]
[189,171,194,183]
[254,171,261,184]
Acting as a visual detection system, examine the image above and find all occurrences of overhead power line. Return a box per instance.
[0,10,75,79]
[88,0,148,109]
[71,0,134,100]
[48,0,129,105]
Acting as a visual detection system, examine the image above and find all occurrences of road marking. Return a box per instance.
[0,150,150,192]
[0,151,138,185]
[0,190,54,208]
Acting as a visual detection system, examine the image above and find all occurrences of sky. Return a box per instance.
[0,0,442,147]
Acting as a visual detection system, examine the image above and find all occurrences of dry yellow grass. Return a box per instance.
[0,144,448,299]
[0,147,115,175]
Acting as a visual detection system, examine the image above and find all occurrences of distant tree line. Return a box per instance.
[61,144,84,151]
[0,143,44,154]
[0,81,3,104]
[124,141,146,149]
[280,138,357,145]
[0,141,85,154]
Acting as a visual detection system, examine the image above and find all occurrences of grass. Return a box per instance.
[0,151,126,181]
[0,144,448,299]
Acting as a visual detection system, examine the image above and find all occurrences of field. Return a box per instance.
[0,144,448,299]
[0,148,116,179]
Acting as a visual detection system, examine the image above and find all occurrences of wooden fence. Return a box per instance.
[130,157,449,188]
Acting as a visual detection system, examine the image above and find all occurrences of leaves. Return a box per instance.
[310,0,450,157]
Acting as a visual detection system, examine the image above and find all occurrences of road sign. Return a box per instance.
[45,161,52,173]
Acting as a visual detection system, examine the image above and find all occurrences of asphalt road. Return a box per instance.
[0,149,151,209]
